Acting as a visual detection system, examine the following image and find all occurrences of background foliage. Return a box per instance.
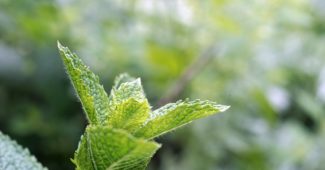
[0,0,325,169]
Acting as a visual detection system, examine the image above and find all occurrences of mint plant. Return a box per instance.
[0,42,229,170]
[58,42,229,170]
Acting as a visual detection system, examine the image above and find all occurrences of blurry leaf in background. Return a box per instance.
[0,131,46,170]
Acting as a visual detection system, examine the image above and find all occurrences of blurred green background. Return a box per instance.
[1,0,325,169]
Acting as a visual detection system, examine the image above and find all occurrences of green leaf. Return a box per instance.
[135,99,230,139]
[105,75,150,133]
[58,42,110,124]
[106,98,150,133]
[0,131,46,170]
[110,76,147,103]
[73,126,160,170]
[112,73,136,90]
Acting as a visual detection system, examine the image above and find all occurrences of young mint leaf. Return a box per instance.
[0,131,46,170]
[110,77,147,103]
[112,73,135,90]
[106,98,150,133]
[105,75,150,133]
[135,99,230,139]
[58,42,110,124]
[73,126,160,170]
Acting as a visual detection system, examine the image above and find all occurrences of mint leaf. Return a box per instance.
[58,42,110,124]
[135,99,230,139]
[0,131,46,170]
[105,75,150,133]
[110,77,147,103]
[73,126,160,170]
[106,98,150,133]
[112,73,136,90]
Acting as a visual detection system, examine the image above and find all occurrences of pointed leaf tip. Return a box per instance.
[135,100,229,139]
[57,41,66,52]
[58,44,110,125]
[57,40,62,48]
[218,105,230,112]
[113,73,135,89]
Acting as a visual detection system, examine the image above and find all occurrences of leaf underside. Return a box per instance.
[0,132,46,170]
[58,42,229,170]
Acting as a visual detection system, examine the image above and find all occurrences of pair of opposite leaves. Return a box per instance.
[0,43,229,170]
